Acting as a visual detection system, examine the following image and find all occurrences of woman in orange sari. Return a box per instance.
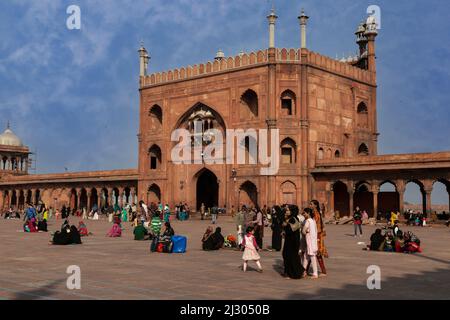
[310,200,328,275]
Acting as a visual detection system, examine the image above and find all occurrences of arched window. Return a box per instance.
[280,138,297,164]
[149,144,162,169]
[240,89,258,120]
[358,143,369,156]
[318,147,324,160]
[334,150,341,158]
[280,90,296,116]
[149,104,163,129]
[357,102,368,127]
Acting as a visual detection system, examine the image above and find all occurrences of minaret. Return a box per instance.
[266,7,278,48]
[298,8,309,48]
[138,41,150,77]
[364,15,378,72]
[355,21,367,56]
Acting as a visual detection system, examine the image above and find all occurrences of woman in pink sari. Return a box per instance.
[107,223,122,237]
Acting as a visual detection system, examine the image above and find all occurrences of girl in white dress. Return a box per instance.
[242,226,263,273]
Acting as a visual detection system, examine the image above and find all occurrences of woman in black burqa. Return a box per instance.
[281,205,303,279]
[271,206,284,251]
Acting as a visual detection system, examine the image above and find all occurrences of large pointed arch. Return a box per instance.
[173,102,227,132]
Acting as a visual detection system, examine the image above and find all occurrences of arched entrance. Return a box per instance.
[90,188,98,211]
[196,169,219,210]
[239,181,258,208]
[148,184,161,205]
[354,182,374,217]
[333,181,349,217]
[79,188,88,210]
[378,181,399,214]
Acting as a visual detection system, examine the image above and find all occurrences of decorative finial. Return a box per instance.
[6,120,10,129]
[215,49,225,61]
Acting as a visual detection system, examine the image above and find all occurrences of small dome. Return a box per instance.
[366,15,376,25]
[0,125,23,147]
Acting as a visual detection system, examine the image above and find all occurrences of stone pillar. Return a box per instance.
[372,184,380,218]
[76,188,81,210]
[30,189,36,206]
[130,188,136,206]
[107,188,113,207]
[372,191,379,218]
[87,191,92,211]
[397,185,405,214]
[424,189,432,218]
[328,189,334,218]
[348,190,354,217]
[95,188,102,211]
[0,190,4,210]
[118,187,124,207]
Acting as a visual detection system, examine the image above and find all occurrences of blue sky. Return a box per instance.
[0,0,449,204]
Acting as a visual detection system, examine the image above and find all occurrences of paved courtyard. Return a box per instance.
[0,215,449,300]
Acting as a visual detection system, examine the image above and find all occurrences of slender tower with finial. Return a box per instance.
[138,41,150,77]
[298,8,309,49]
[267,6,278,48]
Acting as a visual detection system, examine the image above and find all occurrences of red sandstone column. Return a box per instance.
[87,192,91,211]
[372,191,379,218]
[425,189,432,218]
[348,190,354,217]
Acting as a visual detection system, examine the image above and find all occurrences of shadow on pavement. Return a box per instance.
[281,266,450,300]
[13,279,64,300]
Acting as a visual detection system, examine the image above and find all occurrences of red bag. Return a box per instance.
[157,243,164,253]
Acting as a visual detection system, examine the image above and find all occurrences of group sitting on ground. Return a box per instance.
[202,226,225,251]
[50,219,82,245]
[3,207,21,219]
[367,225,422,253]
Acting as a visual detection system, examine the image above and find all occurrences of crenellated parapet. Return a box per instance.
[141,49,269,87]
[306,50,374,84]
[141,47,374,88]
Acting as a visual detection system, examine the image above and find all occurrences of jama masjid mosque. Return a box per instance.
[1,9,449,217]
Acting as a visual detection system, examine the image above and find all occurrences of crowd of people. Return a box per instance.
[198,200,329,279]
[3,195,432,279]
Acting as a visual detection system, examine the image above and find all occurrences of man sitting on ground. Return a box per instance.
[134,221,150,240]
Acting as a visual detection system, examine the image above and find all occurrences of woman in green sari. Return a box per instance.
[121,207,128,223]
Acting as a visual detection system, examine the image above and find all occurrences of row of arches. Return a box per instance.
[1,186,137,211]
[148,89,300,132]
[149,98,370,131]
[331,179,450,217]
[317,143,369,160]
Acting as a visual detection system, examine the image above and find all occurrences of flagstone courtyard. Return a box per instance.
[0,216,449,300]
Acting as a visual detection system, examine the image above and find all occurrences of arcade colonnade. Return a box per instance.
[325,178,450,217]
[0,185,138,211]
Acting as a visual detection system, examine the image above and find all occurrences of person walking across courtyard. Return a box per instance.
[353,206,363,237]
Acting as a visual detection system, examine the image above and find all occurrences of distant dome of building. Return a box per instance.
[0,124,23,147]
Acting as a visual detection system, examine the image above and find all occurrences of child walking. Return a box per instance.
[242,226,263,273]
